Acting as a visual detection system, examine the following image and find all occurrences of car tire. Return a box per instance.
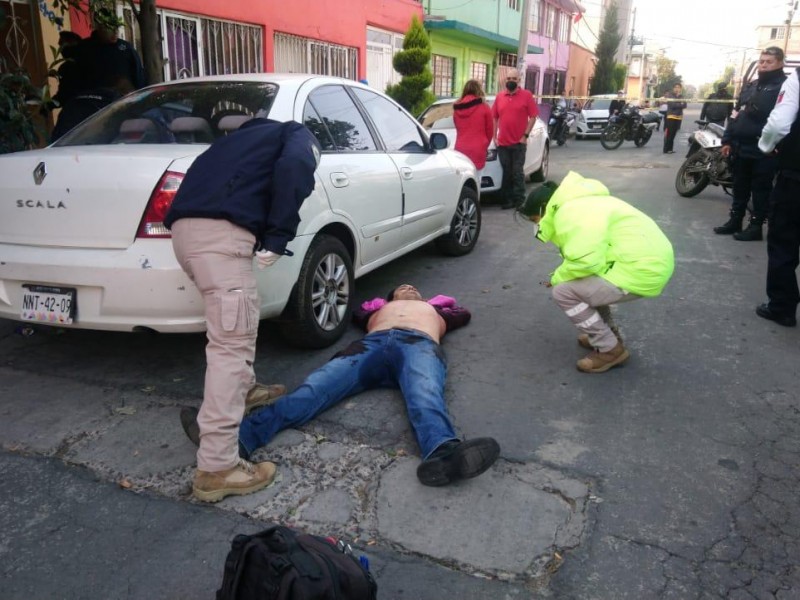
[530,143,549,182]
[435,187,481,256]
[279,234,353,349]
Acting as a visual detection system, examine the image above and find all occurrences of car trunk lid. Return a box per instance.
[1,146,202,249]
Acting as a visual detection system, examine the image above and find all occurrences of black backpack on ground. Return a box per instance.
[216,525,378,600]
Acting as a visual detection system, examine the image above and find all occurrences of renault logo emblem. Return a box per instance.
[33,162,47,185]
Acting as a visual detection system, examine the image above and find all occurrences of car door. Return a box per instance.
[351,88,458,246]
[302,85,404,267]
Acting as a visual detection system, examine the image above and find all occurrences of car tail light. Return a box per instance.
[137,170,184,238]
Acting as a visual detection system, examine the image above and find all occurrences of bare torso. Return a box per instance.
[366,300,446,343]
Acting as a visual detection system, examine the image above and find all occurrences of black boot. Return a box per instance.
[713,212,744,235]
[733,217,764,241]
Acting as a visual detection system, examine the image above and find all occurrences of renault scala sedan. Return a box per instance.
[418,95,549,192]
[0,75,480,348]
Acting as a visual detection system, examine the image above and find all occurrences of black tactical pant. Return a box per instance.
[730,154,778,221]
[766,172,800,318]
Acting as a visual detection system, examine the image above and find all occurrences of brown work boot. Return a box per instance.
[193,458,277,503]
[245,383,286,414]
[576,342,630,373]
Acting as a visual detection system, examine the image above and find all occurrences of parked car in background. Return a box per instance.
[418,96,549,191]
[0,74,480,348]
[575,94,618,139]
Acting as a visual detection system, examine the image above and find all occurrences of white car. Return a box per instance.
[575,94,618,139]
[0,74,480,348]
[418,96,549,192]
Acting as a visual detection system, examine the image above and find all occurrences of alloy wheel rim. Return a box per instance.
[453,197,478,247]
[311,253,349,331]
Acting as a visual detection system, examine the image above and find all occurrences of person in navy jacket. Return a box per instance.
[166,118,321,502]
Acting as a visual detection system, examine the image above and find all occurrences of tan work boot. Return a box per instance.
[193,458,277,503]
[245,383,286,414]
[576,342,630,373]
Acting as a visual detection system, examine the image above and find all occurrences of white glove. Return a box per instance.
[255,250,281,269]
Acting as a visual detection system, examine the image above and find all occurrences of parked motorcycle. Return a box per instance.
[675,120,733,197]
[548,102,572,146]
[600,103,657,150]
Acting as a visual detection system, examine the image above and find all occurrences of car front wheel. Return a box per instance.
[435,187,481,256]
[279,234,353,348]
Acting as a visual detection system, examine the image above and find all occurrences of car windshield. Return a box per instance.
[54,81,279,146]
[583,98,612,110]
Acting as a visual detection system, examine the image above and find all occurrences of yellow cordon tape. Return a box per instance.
[538,94,734,104]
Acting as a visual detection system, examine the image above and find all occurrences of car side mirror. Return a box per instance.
[430,132,448,150]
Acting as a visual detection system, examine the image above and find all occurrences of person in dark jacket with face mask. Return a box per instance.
[714,47,787,241]
[492,71,540,209]
[700,82,734,126]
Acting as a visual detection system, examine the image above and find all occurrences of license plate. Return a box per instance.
[21,285,76,325]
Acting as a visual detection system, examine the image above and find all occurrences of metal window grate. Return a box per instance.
[274,32,357,79]
[432,54,454,97]
[470,62,488,90]
[202,19,263,75]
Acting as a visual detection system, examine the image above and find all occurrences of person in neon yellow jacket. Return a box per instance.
[518,171,675,373]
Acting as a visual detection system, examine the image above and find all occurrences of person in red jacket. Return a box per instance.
[453,79,493,172]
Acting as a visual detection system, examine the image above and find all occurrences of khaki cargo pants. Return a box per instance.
[171,218,259,472]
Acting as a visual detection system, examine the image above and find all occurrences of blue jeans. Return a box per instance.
[238,329,458,458]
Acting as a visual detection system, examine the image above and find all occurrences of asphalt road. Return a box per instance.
[2,108,799,599]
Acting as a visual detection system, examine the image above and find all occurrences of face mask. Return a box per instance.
[506,81,518,92]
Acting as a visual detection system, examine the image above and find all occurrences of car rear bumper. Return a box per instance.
[0,238,302,333]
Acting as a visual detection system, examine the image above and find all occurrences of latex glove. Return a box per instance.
[255,250,281,269]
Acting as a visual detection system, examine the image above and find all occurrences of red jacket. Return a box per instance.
[453,95,493,169]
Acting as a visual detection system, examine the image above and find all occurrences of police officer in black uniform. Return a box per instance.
[713,47,787,241]
[756,64,800,327]
[700,82,733,126]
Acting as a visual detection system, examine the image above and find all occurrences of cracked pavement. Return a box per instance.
[2,108,799,598]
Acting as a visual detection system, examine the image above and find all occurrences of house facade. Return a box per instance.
[524,0,583,99]
[423,0,543,98]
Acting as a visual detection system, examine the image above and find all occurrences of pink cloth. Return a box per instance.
[453,95,493,169]
[360,295,456,311]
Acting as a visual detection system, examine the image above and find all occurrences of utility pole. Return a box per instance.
[783,1,797,55]
[626,7,637,95]
[517,0,532,87]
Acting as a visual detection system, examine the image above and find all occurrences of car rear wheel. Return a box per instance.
[530,143,549,182]
[435,187,481,256]
[279,234,353,348]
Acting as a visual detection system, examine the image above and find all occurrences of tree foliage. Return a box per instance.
[654,55,682,97]
[590,1,623,95]
[385,15,436,116]
[612,63,627,93]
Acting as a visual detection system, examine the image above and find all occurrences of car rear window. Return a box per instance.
[54,81,278,146]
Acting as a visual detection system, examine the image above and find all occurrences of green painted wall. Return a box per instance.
[425,0,522,41]
[429,32,498,96]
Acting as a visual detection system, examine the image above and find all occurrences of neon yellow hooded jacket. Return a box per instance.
[536,171,674,297]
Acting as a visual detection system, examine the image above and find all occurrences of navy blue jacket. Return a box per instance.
[165,119,320,254]
[723,68,786,158]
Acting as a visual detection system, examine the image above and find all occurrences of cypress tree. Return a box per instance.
[591,1,623,95]
[386,15,436,116]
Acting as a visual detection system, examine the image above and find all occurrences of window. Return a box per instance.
[432,54,455,97]
[557,12,570,43]
[352,88,426,153]
[471,62,488,89]
[274,32,357,79]
[498,52,517,67]
[770,27,785,40]
[303,102,336,151]
[305,86,376,151]
[529,1,541,32]
[508,0,522,10]
[121,7,263,81]
[545,4,556,38]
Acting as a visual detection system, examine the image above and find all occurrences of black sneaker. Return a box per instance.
[755,303,797,327]
[180,406,200,447]
[416,438,500,486]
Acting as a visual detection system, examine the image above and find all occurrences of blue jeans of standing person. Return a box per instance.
[497,143,527,208]
[238,328,458,458]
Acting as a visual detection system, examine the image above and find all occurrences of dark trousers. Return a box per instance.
[497,143,527,206]
[766,173,800,317]
[663,118,681,152]
[730,154,778,221]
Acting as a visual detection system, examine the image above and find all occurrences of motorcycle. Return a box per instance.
[675,120,733,197]
[600,103,658,150]
[548,102,573,146]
